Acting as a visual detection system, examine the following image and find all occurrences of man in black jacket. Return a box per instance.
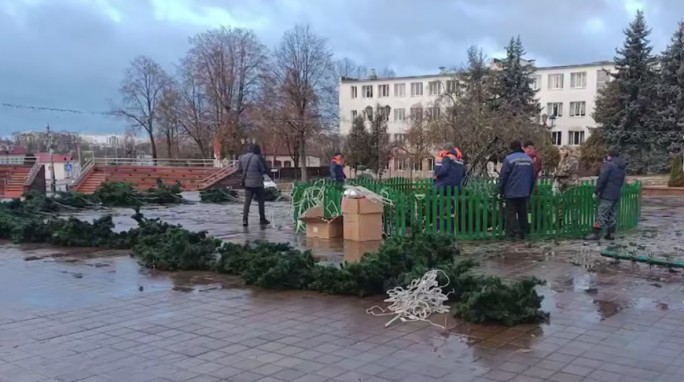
[585,150,627,240]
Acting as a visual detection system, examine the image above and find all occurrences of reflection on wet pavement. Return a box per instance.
[1,196,684,381]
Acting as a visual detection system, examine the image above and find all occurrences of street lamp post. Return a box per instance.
[47,124,56,192]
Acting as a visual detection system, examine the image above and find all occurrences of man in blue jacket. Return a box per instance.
[498,140,536,240]
[434,145,466,191]
[330,153,346,187]
[585,150,627,241]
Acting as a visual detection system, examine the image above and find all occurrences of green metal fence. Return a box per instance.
[292,178,642,240]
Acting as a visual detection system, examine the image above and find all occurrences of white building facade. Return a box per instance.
[338,61,615,149]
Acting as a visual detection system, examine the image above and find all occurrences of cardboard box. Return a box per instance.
[299,206,343,239]
[341,197,384,215]
[343,213,383,242]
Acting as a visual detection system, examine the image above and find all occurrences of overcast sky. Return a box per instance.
[0,0,680,137]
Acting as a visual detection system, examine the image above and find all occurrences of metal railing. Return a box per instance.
[93,157,223,167]
[23,162,42,187]
[70,158,94,187]
[197,165,239,189]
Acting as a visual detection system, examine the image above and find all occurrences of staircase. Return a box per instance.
[0,165,33,199]
[70,164,239,194]
[72,171,107,194]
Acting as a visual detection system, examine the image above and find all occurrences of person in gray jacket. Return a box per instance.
[238,144,270,227]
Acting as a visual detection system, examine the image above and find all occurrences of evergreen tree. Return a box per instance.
[652,22,684,171]
[593,10,657,174]
[489,36,541,117]
[367,104,392,179]
[343,116,371,173]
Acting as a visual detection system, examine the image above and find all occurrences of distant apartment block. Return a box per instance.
[338,61,614,148]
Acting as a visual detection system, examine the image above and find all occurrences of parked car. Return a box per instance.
[263,174,277,189]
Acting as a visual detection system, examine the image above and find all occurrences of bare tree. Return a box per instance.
[272,24,335,181]
[396,116,432,179]
[156,82,182,158]
[186,27,267,157]
[334,57,368,79]
[114,56,170,160]
[174,58,213,158]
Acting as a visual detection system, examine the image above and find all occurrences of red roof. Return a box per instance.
[9,146,28,155]
[34,152,73,163]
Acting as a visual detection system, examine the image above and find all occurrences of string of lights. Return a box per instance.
[0,101,336,124]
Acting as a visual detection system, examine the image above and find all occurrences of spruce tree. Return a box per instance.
[593,10,657,173]
[489,36,541,117]
[652,22,684,171]
[343,116,371,173]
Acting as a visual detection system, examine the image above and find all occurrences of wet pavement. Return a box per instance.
[1,196,684,381]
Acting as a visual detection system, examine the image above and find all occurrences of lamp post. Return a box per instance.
[541,113,556,129]
[47,124,56,192]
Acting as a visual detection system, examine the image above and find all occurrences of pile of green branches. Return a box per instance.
[199,188,239,203]
[137,227,549,326]
[264,188,282,202]
[0,197,548,326]
[12,180,186,212]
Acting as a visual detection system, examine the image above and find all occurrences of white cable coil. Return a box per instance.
[366,269,451,329]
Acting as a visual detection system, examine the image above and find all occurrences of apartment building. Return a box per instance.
[338,60,615,149]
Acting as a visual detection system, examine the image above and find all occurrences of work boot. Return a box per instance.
[259,218,271,226]
[585,227,601,240]
[605,227,616,241]
[242,218,248,227]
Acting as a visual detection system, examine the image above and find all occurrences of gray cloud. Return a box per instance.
[0,0,681,136]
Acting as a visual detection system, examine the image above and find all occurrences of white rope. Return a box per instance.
[343,185,394,206]
[366,270,451,330]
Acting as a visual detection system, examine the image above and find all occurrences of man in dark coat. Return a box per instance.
[585,150,627,240]
[434,144,465,191]
[499,140,536,240]
[238,144,270,227]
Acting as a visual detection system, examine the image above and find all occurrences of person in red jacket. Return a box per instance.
[523,141,542,177]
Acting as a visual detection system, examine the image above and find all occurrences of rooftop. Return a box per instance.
[340,60,614,83]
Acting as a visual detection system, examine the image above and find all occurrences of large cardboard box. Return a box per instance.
[299,206,343,239]
[343,213,383,242]
[341,197,384,214]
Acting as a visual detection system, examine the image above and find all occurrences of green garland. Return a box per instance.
[0,198,549,326]
[199,188,239,203]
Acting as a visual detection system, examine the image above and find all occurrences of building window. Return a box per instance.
[428,81,442,96]
[531,75,541,90]
[351,110,358,120]
[445,80,458,94]
[551,131,562,146]
[568,131,585,146]
[410,82,423,96]
[570,72,587,88]
[410,107,423,121]
[394,108,406,121]
[394,83,406,97]
[427,158,434,171]
[412,160,423,171]
[548,74,564,90]
[427,106,441,120]
[378,84,390,98]
[569,101,586,117]
[394,133,407,143]
[547,102,563,117]
[351,86,358,99]
[362,85,373,98]
[365,108,373,121]
[283,160,292,168]
[597,69,609,89]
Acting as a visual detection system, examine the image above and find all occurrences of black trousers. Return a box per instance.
[243,187,266,221]
[505,197,529,239]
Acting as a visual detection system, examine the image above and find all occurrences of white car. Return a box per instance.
[263,174,277,189]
